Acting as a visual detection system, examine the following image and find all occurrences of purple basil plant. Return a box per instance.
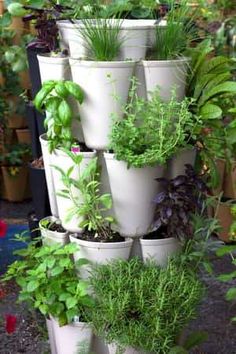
[23,1,71,51]
[154,164,209,240]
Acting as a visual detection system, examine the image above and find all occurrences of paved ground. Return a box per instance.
[0,201,236,353]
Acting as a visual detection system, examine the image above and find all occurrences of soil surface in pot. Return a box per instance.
[143,226,168,240]
[44,221,66,233]
[31,156,44,169]
[74,229,125,243]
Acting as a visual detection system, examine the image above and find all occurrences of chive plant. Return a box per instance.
[79,18,123,61]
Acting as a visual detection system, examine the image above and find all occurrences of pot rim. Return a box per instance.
[51,316,91,329]
[69,59,137,67]
[39,216,68,235]
[142,57,190,66]
[140,236,178,245]
[37,54,69,64]
[69,234,133,248]
[53,147,96,159]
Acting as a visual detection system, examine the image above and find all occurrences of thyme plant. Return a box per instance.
[110,80,195,168]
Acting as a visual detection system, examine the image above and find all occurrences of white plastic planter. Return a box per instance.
[40,134,58,217]
[134,62,147,99]
[39,216,69,246]
[142,58,190,101]
[69,60,135,150]
[167,148,197,179]
[69,235,133,266]
[108,344,143,354]
[57,20,87,57]
[51,317,93,354]
[119,20,151,61]
[104,153,164,237]
[52,148,96,233]
[37,54,71,82]
[46,318,57,354]
[140,237,181,266]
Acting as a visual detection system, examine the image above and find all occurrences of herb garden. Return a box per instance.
[0,0,236,353]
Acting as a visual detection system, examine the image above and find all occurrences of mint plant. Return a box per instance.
[110,79,195,168]
[34,80,84,152]
[2,235,93,326]
[53,151,115,242]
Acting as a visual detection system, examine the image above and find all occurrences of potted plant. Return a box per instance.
[39,215,69,245]
[142,0,194,100]
[105,84,194,237]
[52,148,96,233]
[69,18,136,150]
[0,143,31,202]
[88,257,204,354]
[2,238,94,354]
[54,156,132,269]
[29,156,51,220]
[34,79,84,217]
[140,165,209,265]
[214,199,236,243]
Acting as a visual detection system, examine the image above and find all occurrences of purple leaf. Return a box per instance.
[154,192,166,204]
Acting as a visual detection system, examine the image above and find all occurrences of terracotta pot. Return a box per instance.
[8,115,27,129]
[1,166,28,202]
[19,70,31,90]
[9,17,29,44]
[0,0,4,15]
[16,128,31,144]
[212,158,226,196]
[215,202,233,243]
[223,161,236,199]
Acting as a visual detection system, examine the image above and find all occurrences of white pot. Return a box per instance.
[97,151,114,217]
[46,318,57,354]
[92,336,109,354]
[69,60,136,150]
[57,20,85,56]
[119,20,151,61]
[104,153,164,237]
[37,55,84,142]
[142,58,190,101]
[51,318,93,354]
[70,235,133,266]
[52,148,96,233]
[40,134,58,217]
[108,343,143,354]
[134,62,146,99]
[37,54,71,82]
[39,216,69,246]
[167,148,197,179]
[140,237,181,266]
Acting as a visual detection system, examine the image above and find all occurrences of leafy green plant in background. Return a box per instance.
[110,79,196,168]
[217,243,236,322]
[53,153,116,242]
[151,0,196,60]
[186,38,236,188]
[0,143,31,166]
[88,257,204,354]
[79,18,123,61]
[2,235,93,326]
[34,80,84,152]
